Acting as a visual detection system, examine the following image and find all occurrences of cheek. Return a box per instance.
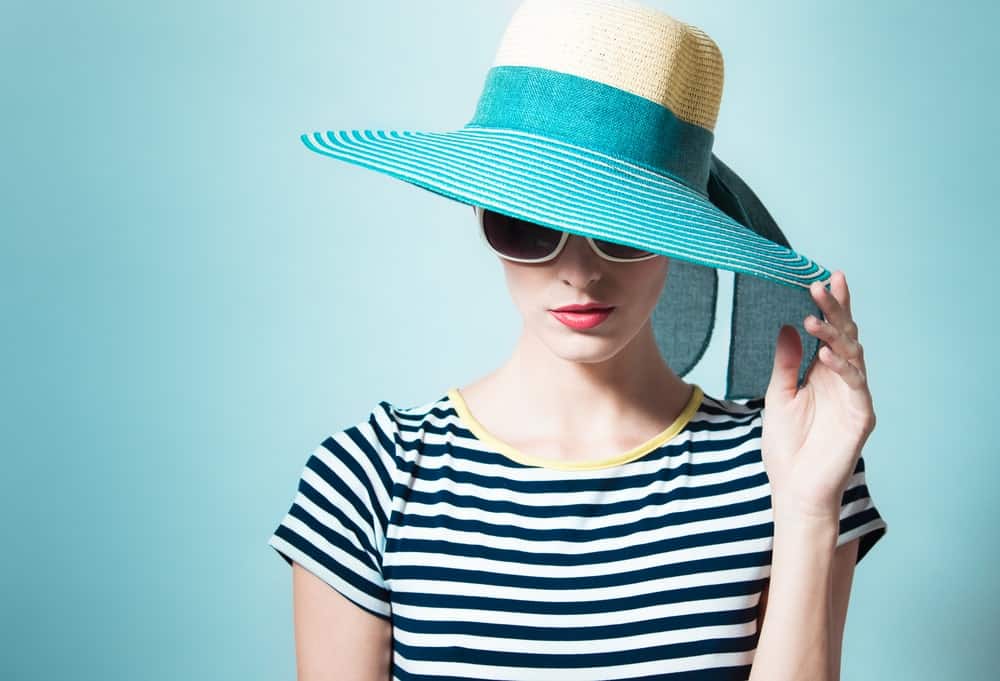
[628,258,670,306]
[500,261,545,311]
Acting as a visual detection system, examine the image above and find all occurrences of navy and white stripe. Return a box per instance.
[268,385,887,680]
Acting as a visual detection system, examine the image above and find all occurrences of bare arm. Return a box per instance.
[748,505,840,681]
[828,537,858,680]
[292,562,392,681]
[755,536,860,681]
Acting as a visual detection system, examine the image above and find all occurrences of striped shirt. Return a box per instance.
[268,383,888,680]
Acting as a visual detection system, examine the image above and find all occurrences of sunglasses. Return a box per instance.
[475,206,659,263]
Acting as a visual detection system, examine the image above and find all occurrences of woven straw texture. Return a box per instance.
[296,0,831,398]
[492,0,724,131]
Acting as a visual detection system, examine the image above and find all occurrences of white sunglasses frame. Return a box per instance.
[473,205,660,264]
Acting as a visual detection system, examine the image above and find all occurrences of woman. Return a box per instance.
[268,1,888,679]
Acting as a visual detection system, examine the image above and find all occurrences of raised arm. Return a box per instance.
[751,271,877,680]
[749,505,838,680]
[292,562,392,681]
[755,519,861,681]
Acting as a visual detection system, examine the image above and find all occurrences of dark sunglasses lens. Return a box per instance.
[482,210,562,260]
[592,237,655,260]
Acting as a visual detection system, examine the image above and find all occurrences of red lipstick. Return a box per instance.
[549,303,616,330]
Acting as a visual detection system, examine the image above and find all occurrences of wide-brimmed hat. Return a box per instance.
[299,0,828,400]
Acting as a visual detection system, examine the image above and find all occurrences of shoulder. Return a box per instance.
[694,389,765,428]
[308,399,420,488]
[370,390,453,436]
[713,391,765,415]
[356,390,459,456]
[670,388,765,460]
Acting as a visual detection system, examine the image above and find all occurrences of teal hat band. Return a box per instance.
[295,0,834,399]
[465,65,715,197]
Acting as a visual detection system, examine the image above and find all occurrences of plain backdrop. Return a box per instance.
[2,1,996,679]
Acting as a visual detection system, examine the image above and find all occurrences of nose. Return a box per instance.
[553,232,604,286]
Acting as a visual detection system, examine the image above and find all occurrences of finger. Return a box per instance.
[804,313,865,373]
[832,270,853,319]
[810,277,859,342]
[767,324,804,402]
[817,344,867,389]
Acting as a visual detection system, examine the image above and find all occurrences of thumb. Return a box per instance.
[766,324,803,405]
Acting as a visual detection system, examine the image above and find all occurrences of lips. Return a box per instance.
[549,307,615,330]
[551,303,615,312]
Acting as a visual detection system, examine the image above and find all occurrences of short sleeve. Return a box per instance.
[267,402,398,621]
[835,453,888,565]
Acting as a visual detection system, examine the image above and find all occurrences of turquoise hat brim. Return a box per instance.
[301,125,830,290]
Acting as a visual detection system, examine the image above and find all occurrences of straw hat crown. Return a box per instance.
[491,0,725,132]
[296,0,830,399]
[464,0,731,198]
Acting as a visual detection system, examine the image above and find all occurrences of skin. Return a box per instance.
[459,222,874,680]
[749,270,874,681]
[457,231,694,461]
[291,562,392,681]
[288,220,870,680]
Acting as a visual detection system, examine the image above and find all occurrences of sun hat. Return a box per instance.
[299,0,829,400]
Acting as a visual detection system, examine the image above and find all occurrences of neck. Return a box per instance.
[486,317,692,434]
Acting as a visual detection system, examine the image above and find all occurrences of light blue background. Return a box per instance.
[2,1,995,679]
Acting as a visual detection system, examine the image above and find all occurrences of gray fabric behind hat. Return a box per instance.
[652,154,823,402]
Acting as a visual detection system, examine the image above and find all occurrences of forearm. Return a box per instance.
[748,503,839,681]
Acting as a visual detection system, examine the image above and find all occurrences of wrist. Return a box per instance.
[772,493,841,524]
[772,499,840,539]
[771,503,840,558]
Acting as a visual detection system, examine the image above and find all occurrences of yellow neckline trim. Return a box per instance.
[445,384,704,471]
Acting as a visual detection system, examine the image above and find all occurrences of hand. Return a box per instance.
[760,270,877,518]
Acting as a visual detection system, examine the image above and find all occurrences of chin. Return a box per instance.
[538,329,625,362]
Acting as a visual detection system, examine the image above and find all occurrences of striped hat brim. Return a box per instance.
[301,125,830,290]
